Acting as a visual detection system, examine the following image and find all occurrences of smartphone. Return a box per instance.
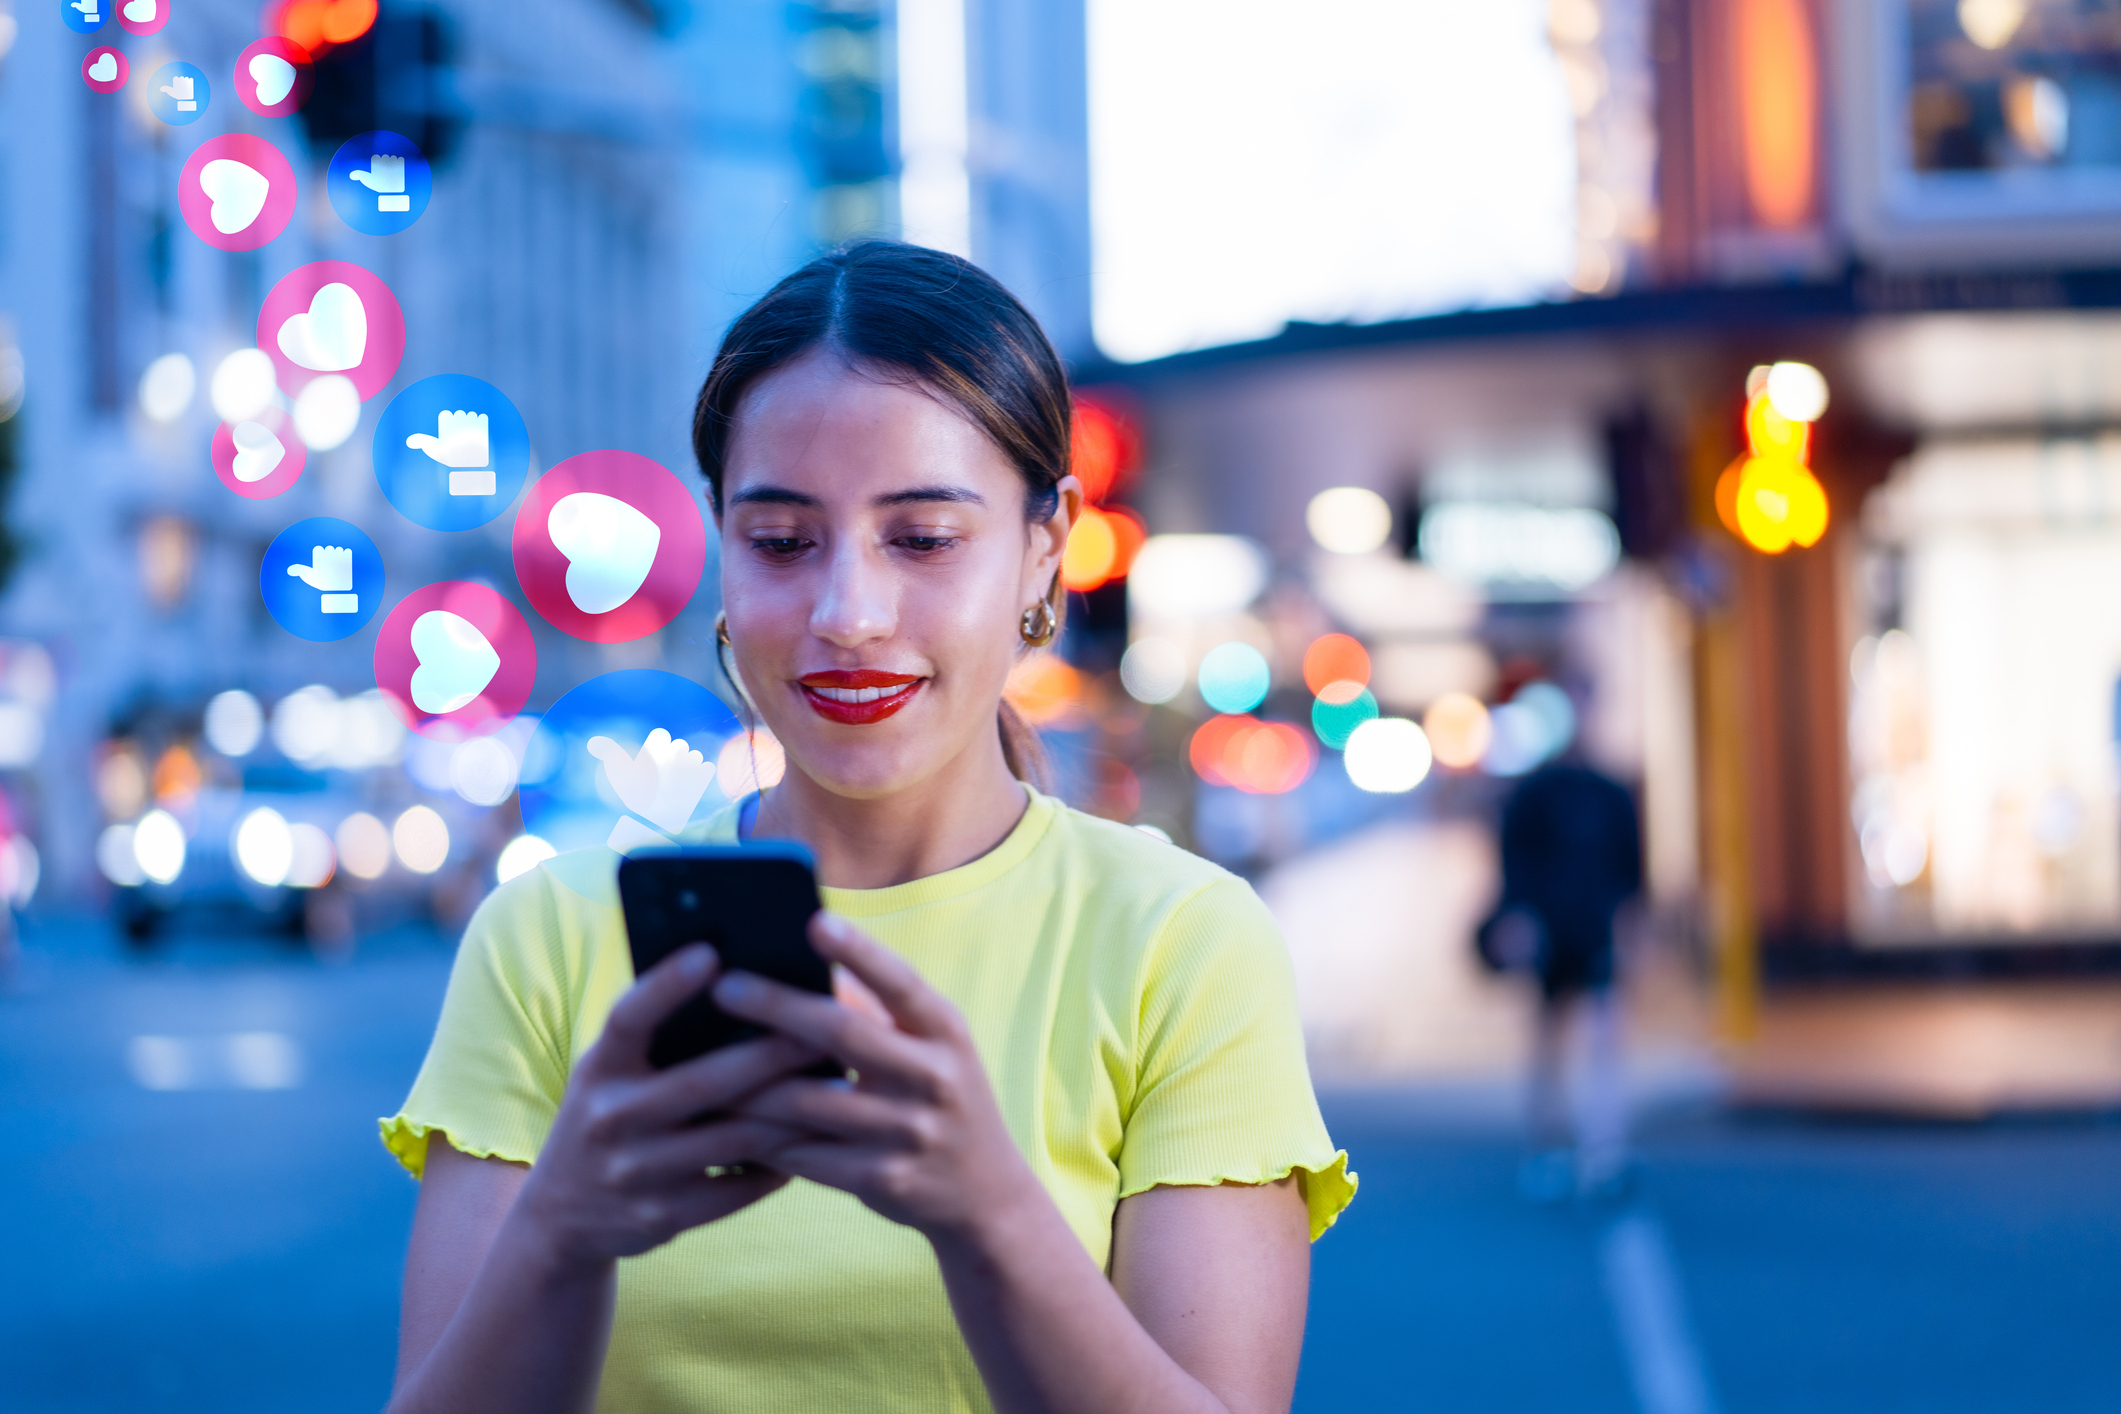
[617,843,840,1075]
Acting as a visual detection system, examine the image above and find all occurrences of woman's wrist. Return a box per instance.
[504,1182,620,1288]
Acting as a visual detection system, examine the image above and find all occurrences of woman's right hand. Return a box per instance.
[513,944,823,1270]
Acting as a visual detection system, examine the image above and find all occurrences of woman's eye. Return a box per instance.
[896,535,957,553]
[749,536,809,558]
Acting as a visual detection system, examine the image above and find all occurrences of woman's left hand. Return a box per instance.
[711,913,1038,1240]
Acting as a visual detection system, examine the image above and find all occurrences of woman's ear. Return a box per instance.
[1027,474,1083,599]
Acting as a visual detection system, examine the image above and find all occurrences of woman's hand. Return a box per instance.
[712,914,1038,1240]
[513,944,825,1270]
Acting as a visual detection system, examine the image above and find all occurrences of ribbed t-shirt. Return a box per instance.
[380,786,1353,1414]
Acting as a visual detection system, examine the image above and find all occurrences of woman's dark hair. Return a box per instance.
[693,240,1072,789]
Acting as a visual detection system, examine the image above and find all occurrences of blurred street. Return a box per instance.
[7,919,2115,1414]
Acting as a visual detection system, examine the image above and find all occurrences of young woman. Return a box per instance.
[379,241,1353,1414]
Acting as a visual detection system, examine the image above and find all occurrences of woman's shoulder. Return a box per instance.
[1035,799,1278,953]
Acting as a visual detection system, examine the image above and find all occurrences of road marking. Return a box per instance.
[1600,1210,1720,1414]
[126,1032,304,1090]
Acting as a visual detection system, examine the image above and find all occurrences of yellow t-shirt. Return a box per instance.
[381,787,1354,1414]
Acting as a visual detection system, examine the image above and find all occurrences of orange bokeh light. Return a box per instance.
[1302,634,1371,696]
[1188,715,1314,794]
[1744,392,1809,462]
[152,744,203,806]
[1423,693,1493,770]
[272,0,376,52]
[1059,505,1145,593]
[1737,0,1817,230]
[1070,397,1141,506]
[1004,654,1084,726]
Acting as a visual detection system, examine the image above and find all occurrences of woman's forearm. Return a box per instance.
[388,1208,618,1414]
[928,1193,1231,1414]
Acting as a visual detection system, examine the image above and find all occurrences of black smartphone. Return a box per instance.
[617,843,840,1075]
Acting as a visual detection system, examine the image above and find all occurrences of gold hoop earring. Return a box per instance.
[715,611,732,648]
[1019,600,1057,648]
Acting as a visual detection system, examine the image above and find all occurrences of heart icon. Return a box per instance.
[230,422,286,483]
[123,0,154,19]
[277,283,367,372]
[408,610,502,715]
[249,54,296,106]
[199,160,269,235]
[548,493,661,614]
[88,53,118,82]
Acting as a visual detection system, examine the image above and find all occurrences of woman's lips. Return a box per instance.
[798,671,925,725]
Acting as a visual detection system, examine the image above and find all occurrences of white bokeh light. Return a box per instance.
[393,805,450,874]
[1343,717,1433,793]
[138,353,196,423]
[294,374,360,450]
[1119,637,1188,705]
[132,809,187,885]
[1306,487,1394,555]
[497,833,558,884]
[234,807,294,887]
[203,689,265,758]
[210,348,277,423]
[336,812,392,880]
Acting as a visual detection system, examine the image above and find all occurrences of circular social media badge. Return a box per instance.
[115,0,167,34]
[372,376,530,532]
[63,0,110,32]
[81,46,127,92]
[236,37,314,118]
[260,517,384,642]
[374,582,538,742]
[511,452,709,643]
[147,62,209,125]
[517,670,742,857]
[327,131,432,235]
[256,261,405,401]
[178,134,297,252]
[211,407,307,499]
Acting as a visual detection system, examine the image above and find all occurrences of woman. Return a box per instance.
[379,241,1353,1414]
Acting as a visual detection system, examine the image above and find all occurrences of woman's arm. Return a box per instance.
[387,945,822,1414]
[722,915,1314,1414]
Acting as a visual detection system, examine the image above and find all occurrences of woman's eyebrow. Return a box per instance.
[729,486,820,507]
[874,486,985,507]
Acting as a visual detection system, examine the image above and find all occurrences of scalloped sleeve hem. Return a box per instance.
[379,1113,539,1181]
[1118,1149,1357,1243]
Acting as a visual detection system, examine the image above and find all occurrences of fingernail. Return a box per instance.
[716,972,758,1002]
[681,945,715,979]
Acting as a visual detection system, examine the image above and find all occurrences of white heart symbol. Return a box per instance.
[408,611,502,715]
[548,493,661,615]
[199,159,270,235]
[230,421,285,483]
[249,54,296,106]
[123,0,154,20]
[88,53,118,83]
[277,283,367,372]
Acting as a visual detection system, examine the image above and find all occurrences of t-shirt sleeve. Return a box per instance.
[1117,876,1356,1240]
[378,871,579,1179]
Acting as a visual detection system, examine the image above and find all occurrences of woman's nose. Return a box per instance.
[810,542,896,648]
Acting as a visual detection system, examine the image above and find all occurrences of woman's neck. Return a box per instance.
[751,736,1030,890]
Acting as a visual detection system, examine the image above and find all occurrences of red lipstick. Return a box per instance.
[798,669,925,725]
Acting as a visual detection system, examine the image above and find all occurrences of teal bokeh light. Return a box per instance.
[1312,686,1379,749]
[1198,642,1271,715]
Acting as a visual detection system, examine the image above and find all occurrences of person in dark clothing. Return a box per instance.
[1482,760,1644,1198]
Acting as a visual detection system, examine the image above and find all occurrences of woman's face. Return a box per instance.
[718,348,1076,800]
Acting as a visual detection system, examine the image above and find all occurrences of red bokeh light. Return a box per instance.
[268,0,376,53]
[1301,633,1371,697]
[1070,396,1141,506]
[1188,715,1314,795]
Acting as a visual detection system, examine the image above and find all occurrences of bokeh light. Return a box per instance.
[235,807,294,887]
[1302,633,1371,695]
[97,824,145,887]
[1119,637,1187,704]
[1306,486,1393,555]
[335,812,391,880]
[1423,692,1493,769]
[210,348,277,423]
[497,833,558,885]
[1060,505,1146,592]
[1344,717,1432,793]
[1005,654,1085,726]
[274,0,378,50]
[1311,684,1379,749]
[392,805,450,874]
[138,354,196,423]
[287,823,336,888]
[294,374,361,451]
[1764,360,1829,422]
[1189,714,1313,794]
[1127,535,1268,619]
[718,731,787,797]
[1069,396,1141,505]
[132,809,187,885]
[1197,641,1271,715]
[203,690,265,757]
[449,736,520,807]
